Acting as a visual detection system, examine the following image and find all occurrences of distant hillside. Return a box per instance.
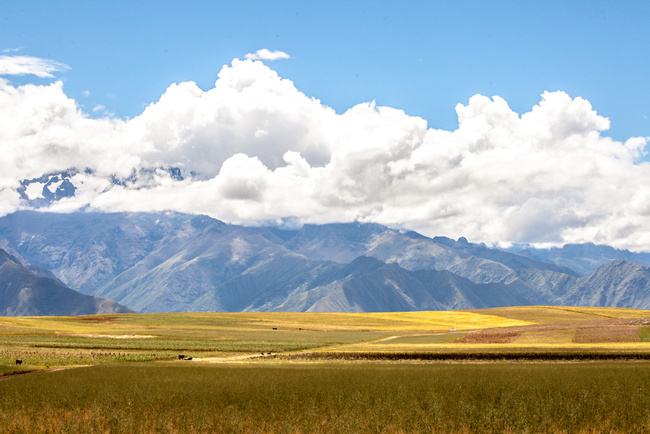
[563,259,650,309]
[514,243,650,276]
[1,211,650,313]
[0,249,133,316]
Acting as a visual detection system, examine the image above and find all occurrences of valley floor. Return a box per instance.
[1,306,650,432]
[2,306,650,370]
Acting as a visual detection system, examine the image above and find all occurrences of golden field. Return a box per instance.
[2,306,650,433]
[1,306,649,369]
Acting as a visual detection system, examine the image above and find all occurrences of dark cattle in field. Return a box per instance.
[15,359,22,365]
[185,357,193,361]
[272,327,277,330]
[178,355,185,360]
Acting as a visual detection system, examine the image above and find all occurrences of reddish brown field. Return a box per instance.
[573,318,645,343]
[453,330,523,344]
[452,317,649,345]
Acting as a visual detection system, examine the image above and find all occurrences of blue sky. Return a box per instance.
[2,1,650,250]
[2,1,648,140]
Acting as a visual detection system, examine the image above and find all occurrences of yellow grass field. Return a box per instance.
[3,306,650,432]
[1,306,650,371]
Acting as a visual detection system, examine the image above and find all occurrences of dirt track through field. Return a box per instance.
[0,365,86,381]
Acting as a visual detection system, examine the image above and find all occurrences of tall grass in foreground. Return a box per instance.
[2,362,650,433]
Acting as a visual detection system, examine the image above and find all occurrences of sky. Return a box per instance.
[1,1,650,250]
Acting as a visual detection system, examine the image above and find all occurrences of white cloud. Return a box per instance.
[1,57,650,251]
[0,55,69,78]
[244,49,290,61]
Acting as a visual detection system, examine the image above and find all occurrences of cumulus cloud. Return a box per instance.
[0,55,69,78]
[1,57,650,251]
[245,49,290,61]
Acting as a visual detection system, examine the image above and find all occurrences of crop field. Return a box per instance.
[2,306,650,432]
[2,361,650,433]
[1,306,650,369]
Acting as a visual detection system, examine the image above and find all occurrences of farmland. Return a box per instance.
[3,361,650,433]
[1,306,650,368]
[2,306,650,432]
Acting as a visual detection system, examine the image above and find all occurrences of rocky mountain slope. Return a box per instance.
[514,243,650,276]
[0,249,133,316]
[563,259,650,309]
[1,211,649,312]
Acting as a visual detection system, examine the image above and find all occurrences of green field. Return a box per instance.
[2,306,650,432]
[2,362,650,433]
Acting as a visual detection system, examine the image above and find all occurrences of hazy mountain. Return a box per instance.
[0,210,196,294]
[1,210,649,313]
[102,226,330,312]
[563,260,650,309]
[515,243,650,276]
[191,255,535,313]
[268,223,576,282]
[319,256,532,312]
[0,249,133,316]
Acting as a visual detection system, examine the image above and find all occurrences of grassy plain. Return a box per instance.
[2,306,650,432]
[2,362,650,433]
[1,306,650,370]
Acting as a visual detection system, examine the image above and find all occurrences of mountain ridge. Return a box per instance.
[0,248,133,316]
[1,211,649,313]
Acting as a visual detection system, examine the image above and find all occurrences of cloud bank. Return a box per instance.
[0,55,69,78]
[1,57,649,250]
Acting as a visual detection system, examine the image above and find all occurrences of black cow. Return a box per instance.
[178,355,185,360]
[15,359,22,365]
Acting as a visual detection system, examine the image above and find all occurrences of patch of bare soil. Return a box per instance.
[617,317,650,326]
[453,330,522,344]
[454,317,648,345]
[573,325,640,343]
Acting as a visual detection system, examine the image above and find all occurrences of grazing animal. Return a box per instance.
[272,327,277,330]
[15,359,22,365]
[185,357,193,361]
[178,355,185,360]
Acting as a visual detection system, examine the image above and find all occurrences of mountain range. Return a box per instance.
[1,210,649,314]
[0,248,132,316]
